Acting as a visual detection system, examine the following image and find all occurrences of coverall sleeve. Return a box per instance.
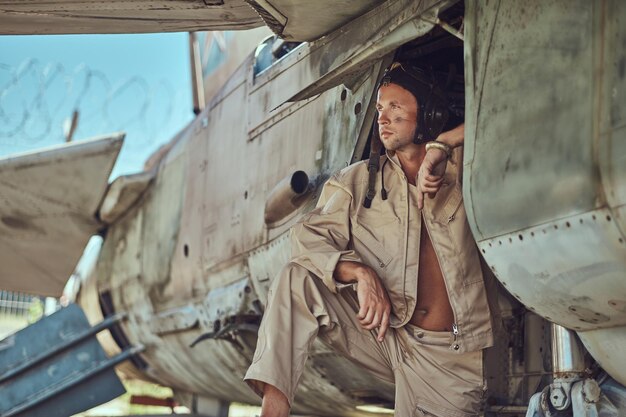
[289,175,363,293]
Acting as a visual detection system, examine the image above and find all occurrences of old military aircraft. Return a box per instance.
[0,1,624,416]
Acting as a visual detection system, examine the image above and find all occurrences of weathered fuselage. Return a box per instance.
[74,0,626,415]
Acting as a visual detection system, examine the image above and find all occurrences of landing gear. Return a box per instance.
[526,324,624,417]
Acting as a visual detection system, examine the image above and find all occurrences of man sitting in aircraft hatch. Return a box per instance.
[244,62,496,417]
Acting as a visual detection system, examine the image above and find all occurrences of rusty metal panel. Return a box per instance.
[149,305,199,335]
[197,277,259,330]
[107,207,145,295]
[140,146,186,306]
[95,206,155,381]
[242,92,330,246]
[169,119,210,304]
[201,70,248,273]
[0,134,123,297]
[111,276,262,405]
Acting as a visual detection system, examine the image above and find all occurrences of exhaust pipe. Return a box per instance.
[264,171,311,225]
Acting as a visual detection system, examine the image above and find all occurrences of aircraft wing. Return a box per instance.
[0,134,123,297]
[242,0,386,41]
[0,0,384,41]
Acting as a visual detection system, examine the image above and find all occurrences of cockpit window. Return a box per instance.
[253,35,301,77]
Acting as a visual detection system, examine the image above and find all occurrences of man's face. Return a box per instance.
[376,83,418,151]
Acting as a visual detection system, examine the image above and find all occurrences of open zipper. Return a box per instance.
[446,199,462,224]
[422,212,460,351]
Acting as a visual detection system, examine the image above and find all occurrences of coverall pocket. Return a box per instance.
[351,223,393,268]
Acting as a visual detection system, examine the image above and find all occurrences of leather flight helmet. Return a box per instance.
[363,62,451,209]
[378,62,450,144]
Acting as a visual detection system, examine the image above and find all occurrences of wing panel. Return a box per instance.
[0,0,262,35]
[0,134,123,297]
[1,0,388,41]
[251,0,386,41]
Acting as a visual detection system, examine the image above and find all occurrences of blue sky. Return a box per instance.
[0,33,194,177]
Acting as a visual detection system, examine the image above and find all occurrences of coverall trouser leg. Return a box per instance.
[244,263,484,417]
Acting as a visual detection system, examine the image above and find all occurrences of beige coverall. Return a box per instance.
[245,150,495,417]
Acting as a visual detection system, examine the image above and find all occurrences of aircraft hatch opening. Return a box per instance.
[358,1,465,163]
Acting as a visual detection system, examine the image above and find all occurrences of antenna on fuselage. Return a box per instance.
[189,32,206,116]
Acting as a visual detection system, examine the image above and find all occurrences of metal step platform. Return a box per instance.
[0,303,143,417]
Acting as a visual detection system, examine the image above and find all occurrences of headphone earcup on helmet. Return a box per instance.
[423,95,449,141]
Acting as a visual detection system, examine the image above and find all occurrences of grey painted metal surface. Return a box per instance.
[464,0,598,238]
[0,134,123,297]
[476,209,625,332]
[0,303,128,417]
[464,0,626,386]
[577,327,626,397]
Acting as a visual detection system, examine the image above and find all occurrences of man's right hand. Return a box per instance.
[334,261,391,342]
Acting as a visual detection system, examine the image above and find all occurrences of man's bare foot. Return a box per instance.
[260,383,290,417]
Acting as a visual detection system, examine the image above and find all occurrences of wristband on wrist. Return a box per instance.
[425,141,452,158]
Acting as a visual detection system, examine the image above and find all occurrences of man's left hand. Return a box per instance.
[417,148,447,210]
[417,123,465,209]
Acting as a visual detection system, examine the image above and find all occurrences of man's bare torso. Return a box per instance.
[411,217,454,331]
[406,177,454,332]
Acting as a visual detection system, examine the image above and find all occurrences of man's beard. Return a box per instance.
[380,126,417,151]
